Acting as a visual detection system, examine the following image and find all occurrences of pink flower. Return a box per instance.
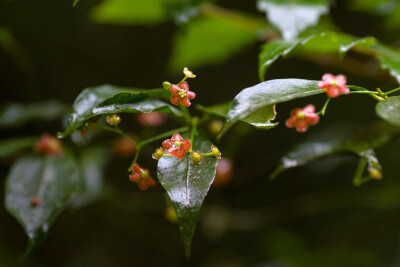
[35,134,64,156]
[129,164,157,191]
[137,112,167,127]
[162,133,191,159]
[169,81,196,107]
[285,105,319,133]
[317,74,349,98]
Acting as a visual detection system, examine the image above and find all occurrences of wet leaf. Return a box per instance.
[259,32,376,80]
[218,79,324,139]
[376,96,400,127]
[0,101,68,129]
[198,102,278,130]
[58,85,181,137]
[157,135,218,258]
[271,125,393,180]
[5,155,80,254]
[0,137,38,159]
[257,0,329,40]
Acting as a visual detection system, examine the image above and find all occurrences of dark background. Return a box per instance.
[1,0,400,266]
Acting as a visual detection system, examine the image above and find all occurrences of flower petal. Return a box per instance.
[179,81,189,91]
[187,91,196,100]
[170,95,181,105]
[171,133,183,141]
[169,84,180,95]
[181,97,191,107]
[181,140,191,151]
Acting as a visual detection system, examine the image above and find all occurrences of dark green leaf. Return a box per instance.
[157,135,218,258]
[0,101,68,129]
[0,137,38,159]
[58,85,181,138]
[271,125,393,180]
[373,45,400,84]
[376,96,400,127]
[257,0,329,40]
[71,147,111,208]
[258,32,376,80]
[218,79,324,139]
[198,102,278,130]
[168,14,262,73]
[5,155,80,249]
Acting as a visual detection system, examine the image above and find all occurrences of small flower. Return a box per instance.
[211,145,221,159]
[106,114,121,126]
[317,73,349,98]
[169,81,196,107]
[113,136,136,157]
[190,151,203,163]
[30,197,41,207]
[213,158,233,187]
[183,67,196,78]
[137,112,167,127]
[285,104,319,133]
[162,133,191,159]
[35,134,64,156]
[129,164,157,191]
[152,147,164,160]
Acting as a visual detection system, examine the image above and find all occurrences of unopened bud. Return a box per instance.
[106,114,121,126]
[163,81,171,90]
[211,145,221,159]
[152,147,164,160]
[191,151,203,163]
[368,167,383,180]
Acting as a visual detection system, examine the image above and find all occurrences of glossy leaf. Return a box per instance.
[71,147,111,208]
[257,0,329,40]
[374,45,400,84]
[198,102,278,130]
[157,135,218,258]
[0,137,38,158]
[5,155,80,251]
[271,125,393,180]
[218,79,324,138]
[58,85,181,137]
[258,32,376,80]
[168,14,262,73]
[0,101,68,129]
[376,96,400,127]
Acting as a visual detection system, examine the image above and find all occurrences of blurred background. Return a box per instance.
[2,0,400,266]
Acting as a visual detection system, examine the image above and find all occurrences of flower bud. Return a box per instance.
[152,147,164,160]
[183,67,196,78]
[190,151,203,163]
[106,114,121,126]
[163,81,171,90]
[368,167,383,180]
[211,145,221,159]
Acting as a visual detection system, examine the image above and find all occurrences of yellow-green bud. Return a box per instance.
[368,167,383,180]
[106,114,121,126]
[152,147,164,160]
[211,145,221,159]
[191,152,203,163]
[163,81,171,90]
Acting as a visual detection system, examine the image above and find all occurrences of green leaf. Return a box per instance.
[71,147,111,208]
[5,155,80,253]
[198,102,278,130]
[58,85,181,138]
[257,0,329,40]
[271,125,393,180]
[73,0,80,7]
[168,14,262,73]
[0,101,68,129]
[157,135,218,259]
[258,32,376,81]
[218,79,324,139]
[376,96,400,127]
[373,45,400,84]
[90,0,171,25]
[0,137,38,159]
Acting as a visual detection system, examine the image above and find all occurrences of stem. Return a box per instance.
[201,152,213,156]
[352,158,367,187]
[127,126,190,171]
[100,126,138,142]
[348,85,384,101]
[180,105,192,124]
[178,76,188,84]
[189,117,199,152]
[385,87,400,96]
[319,98,331,116]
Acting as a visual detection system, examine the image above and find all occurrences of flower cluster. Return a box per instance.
[129,164,157,191]
[286,74,349,133]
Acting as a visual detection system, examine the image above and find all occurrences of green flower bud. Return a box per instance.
[106,114,121,126]
[163,81,171,90]
[191,152,203,163]
[211,145,221,159]
[152,147,164,160]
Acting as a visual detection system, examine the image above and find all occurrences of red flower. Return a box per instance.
[317,73,349,98]
[169,81,196,107]
[129,164,157,191]
[35,134,64,156]
[162,133,191,159]
[285,105,319,133]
